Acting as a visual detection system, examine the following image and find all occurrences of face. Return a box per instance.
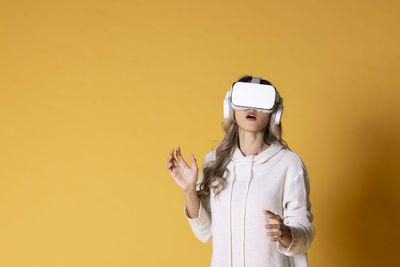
[234,108,271,133]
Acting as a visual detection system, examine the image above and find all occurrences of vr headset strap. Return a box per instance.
[251,77,261,84]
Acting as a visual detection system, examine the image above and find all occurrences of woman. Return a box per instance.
[166,75,315,267]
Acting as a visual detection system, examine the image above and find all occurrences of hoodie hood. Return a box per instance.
[231,142,284,166]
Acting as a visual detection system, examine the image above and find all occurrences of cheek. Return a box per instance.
[260,114,270,121]
[235,111,246,120]
[261,116,271,126]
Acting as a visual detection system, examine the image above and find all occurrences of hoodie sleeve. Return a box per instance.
[183,153,213,243]
[276,160,316,256]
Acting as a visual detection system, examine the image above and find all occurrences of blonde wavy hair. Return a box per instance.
[197,75,291,204]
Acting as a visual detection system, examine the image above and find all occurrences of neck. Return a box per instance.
[237,129,270,156]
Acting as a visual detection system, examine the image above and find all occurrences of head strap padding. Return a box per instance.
[251,77,261,84]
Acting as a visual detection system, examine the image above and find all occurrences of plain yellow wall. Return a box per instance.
[1,0,400,266]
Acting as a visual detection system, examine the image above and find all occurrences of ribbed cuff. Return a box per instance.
[184,201,209,225]
[276,225,296,256]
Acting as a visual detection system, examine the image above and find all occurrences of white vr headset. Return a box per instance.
[223,76,284,125]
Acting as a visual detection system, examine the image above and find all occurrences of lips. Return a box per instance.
[246,111,257,119]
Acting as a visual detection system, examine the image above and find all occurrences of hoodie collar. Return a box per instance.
[232,142,284,165]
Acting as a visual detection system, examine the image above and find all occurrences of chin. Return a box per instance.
[241,126,264,132]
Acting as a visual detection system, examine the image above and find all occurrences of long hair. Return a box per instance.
[197,75,291,204]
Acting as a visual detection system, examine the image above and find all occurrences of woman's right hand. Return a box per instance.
[167,147,199,193]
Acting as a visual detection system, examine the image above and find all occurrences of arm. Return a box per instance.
[276,163,316,256]
[183,154,212,243]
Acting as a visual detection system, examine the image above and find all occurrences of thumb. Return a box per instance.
[264,210,275,221]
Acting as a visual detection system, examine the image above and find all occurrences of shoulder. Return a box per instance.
[279,148,308,177]
[204,150,217,164]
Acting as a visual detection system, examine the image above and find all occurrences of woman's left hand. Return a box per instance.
[263,210,292,248]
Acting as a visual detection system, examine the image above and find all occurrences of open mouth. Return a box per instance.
[246,114,256,120]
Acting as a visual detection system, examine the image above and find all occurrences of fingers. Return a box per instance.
[266,230,282,237]
[167,160,176,172]
[167,147,193,172]
[167,146,198,175]
[266,230,283,241]
[263,209,283,222]
[175,147,189,168]
[167,148,178,172]
[264,223,284,230]
[175,147,183,161]
[263,209,288,242]
[190,153,198,170]
[264,220,284,242]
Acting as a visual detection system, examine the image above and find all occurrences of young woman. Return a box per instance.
[166,75,315,267]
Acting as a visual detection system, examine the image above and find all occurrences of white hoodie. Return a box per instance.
[184,143,315,267]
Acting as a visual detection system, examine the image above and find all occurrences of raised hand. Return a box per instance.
[167,147,199,193]
[263,210,293,248]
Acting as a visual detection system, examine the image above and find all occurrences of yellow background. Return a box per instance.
[1,0,399,266]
